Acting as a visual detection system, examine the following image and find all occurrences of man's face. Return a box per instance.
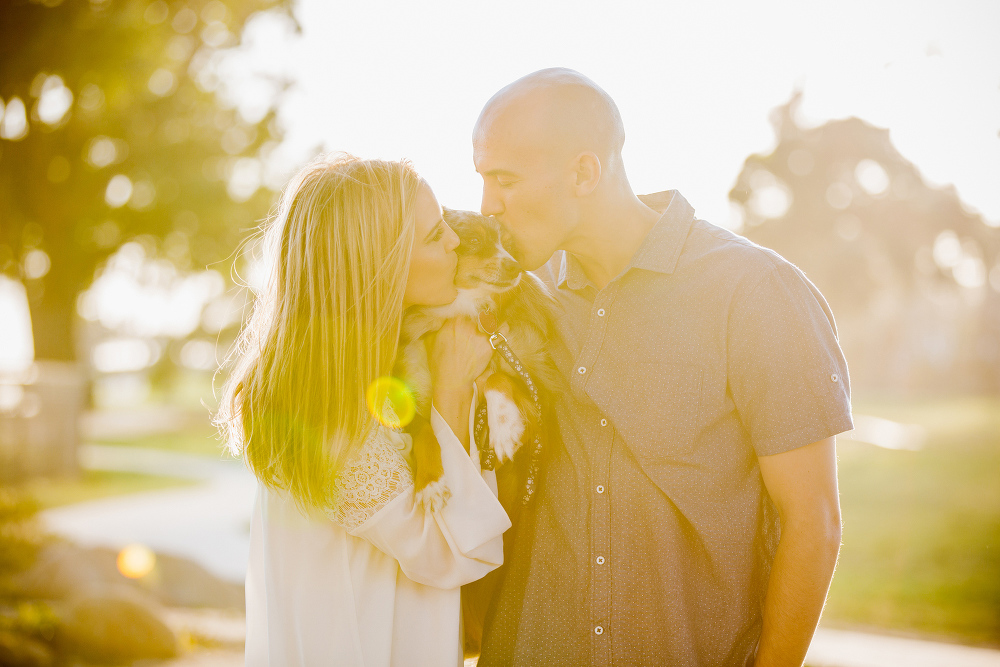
[473,116,577,271]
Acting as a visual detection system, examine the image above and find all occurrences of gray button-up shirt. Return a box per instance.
[479,191,853,666]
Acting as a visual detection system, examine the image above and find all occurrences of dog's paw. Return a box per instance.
[486,389,525,463]
[414,479,450,512]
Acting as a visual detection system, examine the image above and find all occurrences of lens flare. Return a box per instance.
[366,376,415,428]
[117,543,157,579]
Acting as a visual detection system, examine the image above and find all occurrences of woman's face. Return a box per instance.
[403,182,460,308]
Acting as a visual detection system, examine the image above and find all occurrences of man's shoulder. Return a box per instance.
[683,218,806,288]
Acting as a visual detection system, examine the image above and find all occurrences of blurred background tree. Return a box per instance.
[0,0,292,363]
[730,93,1000,395]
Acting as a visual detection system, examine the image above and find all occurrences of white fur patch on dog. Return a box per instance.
[486,389,525,463]
[414,479,451,513]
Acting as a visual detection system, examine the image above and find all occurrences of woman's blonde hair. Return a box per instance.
[216,153,422,512]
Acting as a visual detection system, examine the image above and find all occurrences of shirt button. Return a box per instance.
[600,418,607,426]
[594,625,604,635]
[597,308,606,317]
[578,366,586,374]
[831,374,839,382]
[596,556,605,564]
[596,485,605,494]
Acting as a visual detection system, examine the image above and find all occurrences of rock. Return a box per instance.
[10,540,122,600]
[0,629,55,667]
[12,540,244,609]
[57,593,178,664]
[155,553,244,609]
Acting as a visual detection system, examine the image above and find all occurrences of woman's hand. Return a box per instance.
[427,317,494,397]
[426,318,494,451]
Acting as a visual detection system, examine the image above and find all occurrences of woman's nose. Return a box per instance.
[444,225,460,252]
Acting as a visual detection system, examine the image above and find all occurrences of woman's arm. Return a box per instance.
[330,317,509,589]
[333,391,510,589]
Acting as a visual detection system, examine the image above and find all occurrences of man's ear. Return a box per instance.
[571,152,602,196]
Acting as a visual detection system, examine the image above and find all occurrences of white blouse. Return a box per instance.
[245,398,511,667]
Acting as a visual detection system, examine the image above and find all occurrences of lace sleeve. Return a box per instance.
[327,425,415,532]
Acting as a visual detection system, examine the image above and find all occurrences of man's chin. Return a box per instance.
[515,252,550,272]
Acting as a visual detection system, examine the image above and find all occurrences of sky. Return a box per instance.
[231,0,1000,230]
[3,0,1000,373]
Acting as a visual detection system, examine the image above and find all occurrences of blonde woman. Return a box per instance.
[217,154,510,666]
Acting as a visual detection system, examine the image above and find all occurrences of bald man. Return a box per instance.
[471,69,852,667]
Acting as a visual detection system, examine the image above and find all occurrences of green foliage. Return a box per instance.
[22,469,196,509]
[0,489,42,585]
[0,0,292,359]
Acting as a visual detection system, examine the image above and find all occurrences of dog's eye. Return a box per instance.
[464,238,480,250]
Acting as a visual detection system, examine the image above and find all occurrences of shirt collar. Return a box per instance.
[557,190,696,290]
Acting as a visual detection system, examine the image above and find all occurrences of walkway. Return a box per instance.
[41,444,256,582]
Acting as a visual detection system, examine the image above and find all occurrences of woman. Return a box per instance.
[216,154,511,666]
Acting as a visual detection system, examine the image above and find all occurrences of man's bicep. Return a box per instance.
[758,437,841,530]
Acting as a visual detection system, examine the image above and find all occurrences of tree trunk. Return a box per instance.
[24,276,78,362]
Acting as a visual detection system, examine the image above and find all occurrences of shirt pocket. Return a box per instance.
[592,361,704,462]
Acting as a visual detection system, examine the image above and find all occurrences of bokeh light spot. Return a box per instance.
[23,249,51,280]
[856,159,890,195]
[105,174,133,208]
[825,182,853,210]
[148,68,177,97]
[366,376,415,429]
[117,544,156,579]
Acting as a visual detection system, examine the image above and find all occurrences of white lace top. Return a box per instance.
[328,422,415,532]
[245,394,511,667]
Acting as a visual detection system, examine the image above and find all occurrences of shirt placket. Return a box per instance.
[573,285,617,664]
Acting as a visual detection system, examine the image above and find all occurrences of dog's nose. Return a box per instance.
[500,256,521,281]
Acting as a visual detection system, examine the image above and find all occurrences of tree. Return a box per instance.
[729,93,1000,393]
[0,0,292,362]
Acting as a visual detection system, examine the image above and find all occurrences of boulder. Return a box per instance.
[57,593,178,664]
[12,540,244,609]
[0,629,55,667]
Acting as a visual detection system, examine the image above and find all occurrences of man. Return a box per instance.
[472,68,852,666]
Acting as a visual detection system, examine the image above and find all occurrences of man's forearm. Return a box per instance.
[754,520,841,667]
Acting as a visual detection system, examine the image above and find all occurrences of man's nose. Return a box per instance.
[480,186,503,217]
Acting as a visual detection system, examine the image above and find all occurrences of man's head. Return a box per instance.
[473,68,626,270]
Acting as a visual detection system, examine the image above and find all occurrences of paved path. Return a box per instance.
[41,442,1000,666]
[41,444,256,582]
[807,628,1000,667]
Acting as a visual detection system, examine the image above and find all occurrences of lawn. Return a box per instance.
[825,395,1000,645]
[22,469,198,510]
[95,422,232,458]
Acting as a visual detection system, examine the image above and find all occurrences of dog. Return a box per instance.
[394,208,559,657]
[394,208,558,512]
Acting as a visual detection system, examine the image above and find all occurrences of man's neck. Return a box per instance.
[562,191,662,290]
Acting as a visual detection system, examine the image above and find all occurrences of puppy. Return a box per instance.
[394,208,557,511]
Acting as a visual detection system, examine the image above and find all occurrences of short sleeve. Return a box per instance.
[727,259,854,457]
[328,426,414,532]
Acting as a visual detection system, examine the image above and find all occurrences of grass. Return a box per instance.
[21,469,198,510]
[825,395,1000,645]
[91,423,232,458]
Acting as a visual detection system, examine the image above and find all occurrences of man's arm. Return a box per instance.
[754,437,842,667]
